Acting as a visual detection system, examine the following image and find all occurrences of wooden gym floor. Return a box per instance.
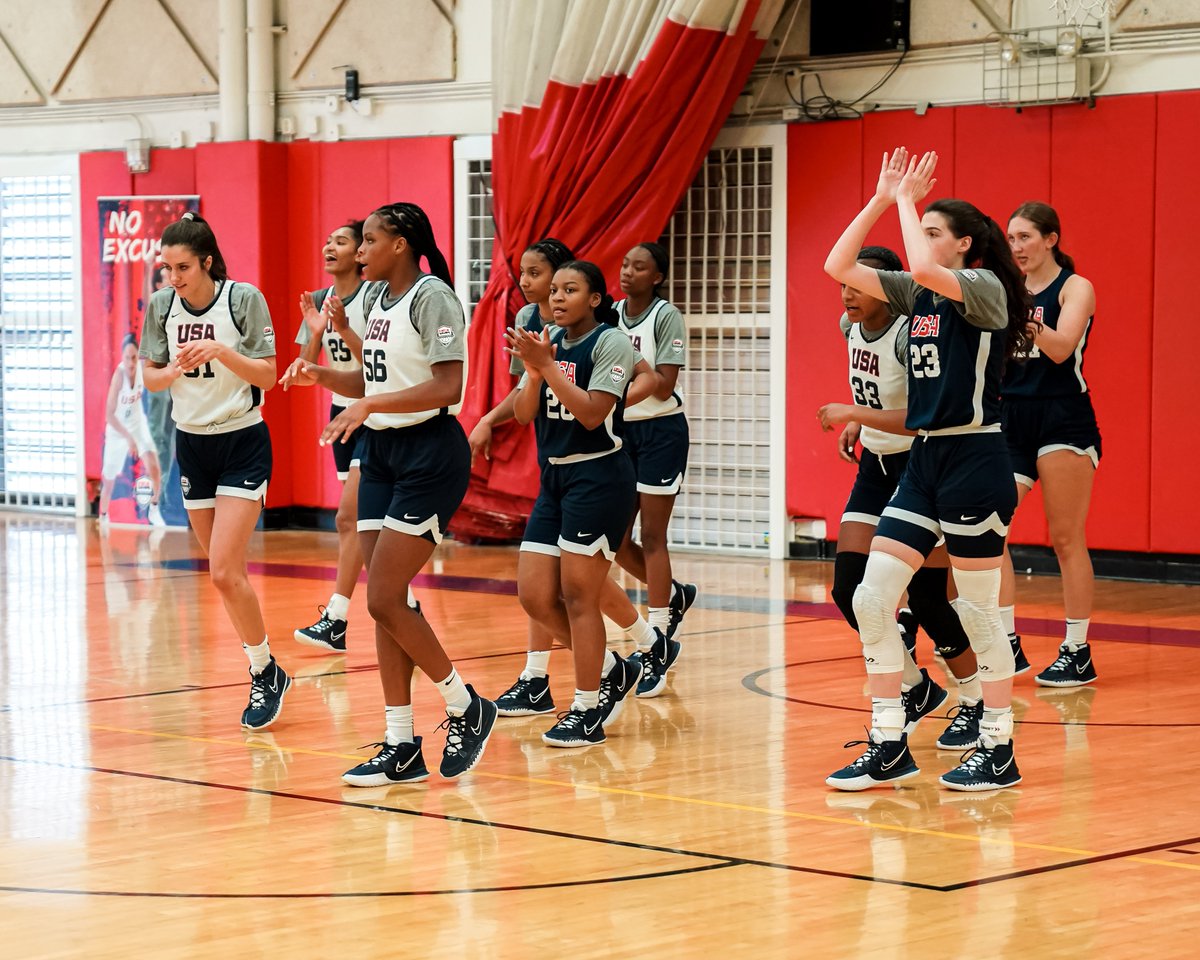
[1,512,1198,958]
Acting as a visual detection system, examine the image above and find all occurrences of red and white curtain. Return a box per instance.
[452,0,784,540]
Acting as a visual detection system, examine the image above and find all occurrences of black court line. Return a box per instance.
[1169,848,1200,855]
[0,862,738,900]
[741,661,1200,729]
[0,755,943,894]
[942,834,1200,890]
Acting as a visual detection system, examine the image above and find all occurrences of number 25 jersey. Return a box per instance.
[361,275,467,430]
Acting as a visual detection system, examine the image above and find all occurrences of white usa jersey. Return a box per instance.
[296,282,374,407]
[617,298,686,421]
[362,275,467,430]
[846,313,912,455]
[161,281,271,434]
[113,363,148,431]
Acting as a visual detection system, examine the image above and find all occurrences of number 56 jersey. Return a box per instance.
[877,268,1009,432]
[360,274,467,430]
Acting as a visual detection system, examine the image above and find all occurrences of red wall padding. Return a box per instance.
[787,93,1190,554]
[80,136,455,511]
[1150,91,1200,553]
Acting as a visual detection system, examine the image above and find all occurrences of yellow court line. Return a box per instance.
[90,721,1110,861]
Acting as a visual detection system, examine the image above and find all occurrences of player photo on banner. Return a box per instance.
[90,195,199,528]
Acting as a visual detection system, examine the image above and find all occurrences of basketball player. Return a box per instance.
[817,245,985,751]
[614,242,698,697]
[284,202,495,784]
[285,221,422,653]
[140,212,286,730]
[506,260,642,747]
[823,148,1034,791]
[1001,203,1100,687]
[100,332,164,526]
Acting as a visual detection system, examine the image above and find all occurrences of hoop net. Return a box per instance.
[1047,0,1116,26]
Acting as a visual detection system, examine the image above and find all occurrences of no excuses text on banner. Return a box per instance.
[90,196,198,527]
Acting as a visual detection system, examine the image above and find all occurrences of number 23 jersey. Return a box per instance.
[876,268,1008,432]
[360,274,467,430]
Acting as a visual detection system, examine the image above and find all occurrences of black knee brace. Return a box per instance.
[906,566,971,659]
[832,551,869,631]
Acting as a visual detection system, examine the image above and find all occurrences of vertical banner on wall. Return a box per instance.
[90,195,199,527]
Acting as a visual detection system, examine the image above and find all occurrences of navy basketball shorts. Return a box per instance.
[841,448,911,527]
[356,416,470,544]
[329,403,368,481]
[522,452,637,560]
[877,432,1017,560]
[175,420,272,511]
[623,414,689,496]
[1001,394,1102,488]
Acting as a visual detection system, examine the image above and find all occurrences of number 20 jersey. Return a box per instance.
[845,313,912,455]
[361,274,467,430]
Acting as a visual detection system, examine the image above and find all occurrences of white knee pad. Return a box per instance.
[951,567,1015,682]
[852,553,914,675]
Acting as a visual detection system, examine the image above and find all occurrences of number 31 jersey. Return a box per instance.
[361,274,467,430]
[842,312,912,455]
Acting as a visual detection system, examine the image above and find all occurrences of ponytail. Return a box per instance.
[1009,200,1075,273]
[557,260,618,326]
[926,199,1034,360]
[161,211,228,282]
[372,202,452,286]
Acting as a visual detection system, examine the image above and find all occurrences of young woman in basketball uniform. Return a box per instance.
[817,245,986,752]
[284,221,422,653]
[1001,203,1100,687]
[613,242,697,697]
[476,239,659,719]
[140,212,286,730]
[285,202,495,784]
[506,260,642,747]
[100,332,164,526]
[823,149,1033,791]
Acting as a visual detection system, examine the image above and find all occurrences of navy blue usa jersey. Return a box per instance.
[1002,268,1091,399]
[877,268,1009,431]
[527,325,634,466]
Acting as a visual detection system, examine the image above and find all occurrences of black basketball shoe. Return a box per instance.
[542,706,606,748]
[294,606,347,652]
[939,738,1022,791]
[825,731,919,791]
[437,686,497,779]
[936,700,983,750]
[598,653,639,724]
[1035,643,1097,687]
[241,657,291,730]
[902,668,948,734]
[1010,633,1031,675]
[342,737,430,786]
[667,580,698,640]
[495,674,555,717]
[636,629,682,698]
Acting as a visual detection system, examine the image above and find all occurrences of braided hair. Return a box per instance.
[370,202,452,286]
[161,211,228,282]
[557,260,618,326]
[525,237,574,271]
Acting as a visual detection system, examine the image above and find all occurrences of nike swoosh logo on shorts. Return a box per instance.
[960,515,977,521]
[660,476,674,483]
[243,480,257,486]
[403,513,420,520]
[577,532,591,538]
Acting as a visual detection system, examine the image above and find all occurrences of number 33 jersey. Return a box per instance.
[841,311,912,455]
[361,274,467,430]
[877,268,1009,432]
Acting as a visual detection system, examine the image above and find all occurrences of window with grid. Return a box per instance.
[465,159,494,315]
[0,175,77,510]
[659,146,773,552]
